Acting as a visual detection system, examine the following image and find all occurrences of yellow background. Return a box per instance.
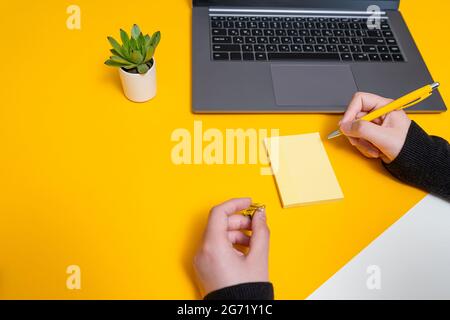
[0,0,449,299]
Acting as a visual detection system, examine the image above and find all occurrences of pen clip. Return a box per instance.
[399,93,430,110]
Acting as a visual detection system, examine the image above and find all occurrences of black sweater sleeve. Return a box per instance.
[204,282,274,300]
[384,121,450,201]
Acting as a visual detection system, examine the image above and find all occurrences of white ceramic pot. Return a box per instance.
[118,61,157,103]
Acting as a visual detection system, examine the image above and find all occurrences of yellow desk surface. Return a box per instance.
[0,1,449,299]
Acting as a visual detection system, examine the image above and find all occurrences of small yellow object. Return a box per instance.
[239,203,265,219]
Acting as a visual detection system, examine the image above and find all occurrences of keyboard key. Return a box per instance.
[351,37,362,44]
[353,53,369,61]
[338,45,350,52]
[233,36,244,44]
[315,45,326,52]
[268,52,340,60]
[230,52,242,60]
[340,53,352,61]
[254,45,265,51]
[305,37,316,44]
[350,45,361,52]
[278,45,290,52]
[269,37,281,44]
[212,44,241,52]
[386,38,397,45]
[213,52,229,60]
[367,30,382,37]
[288,29,298,36]
[298,30,310,36]
[223,21,234,28]
[290,45,302,52]
[328,37,339,44]
[228,29,239,36]
[380,53,392,61]
[211,21,222,28]
[311,30,322,36]
[240,29,251,36]
[302,45,314,52]
[245,37,256,44]
[255,52,267,60]
[212,36,232,44]
[369,54,381,61]
[242,44,252,51]
[383,31,393,37]
[252,29,263,36]
[377,46,389,53]
[362,45,377,53]
[266,44,277,52]
[281,37,292,44]
[275,29,287,36]
[293,37,304,44]
[392,54,405,61]
[340,37,351,44]
[363,38,385,45]
[264,29,275,36]
[212,29,227,36]
[317,37,328,44]
[326,45,338,52]
[243,52,255,60]
[257,37,268,44]
[389,46,400,53]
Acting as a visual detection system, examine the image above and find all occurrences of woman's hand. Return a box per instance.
[340,92,412,163]
[194,198,270,296]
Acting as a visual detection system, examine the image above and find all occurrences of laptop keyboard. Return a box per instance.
[210,15,405,62]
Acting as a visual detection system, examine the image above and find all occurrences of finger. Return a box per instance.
[204,198,252,243]
[356,111,383,125]
[228,214,252,231]
[341,92,393,124]
[248,209,270,261]
[340,120,390,150]
[228,231,250,246]
[353,138,381,158]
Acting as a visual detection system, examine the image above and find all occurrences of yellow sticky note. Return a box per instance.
[265,133,343,207]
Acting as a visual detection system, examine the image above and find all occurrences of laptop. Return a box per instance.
[192,0,447,113]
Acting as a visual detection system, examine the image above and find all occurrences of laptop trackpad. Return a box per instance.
[270,65,357,107]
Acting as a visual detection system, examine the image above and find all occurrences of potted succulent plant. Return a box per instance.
[105,24,161,102]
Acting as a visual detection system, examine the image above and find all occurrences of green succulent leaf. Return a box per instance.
[144,35,151,49]
[150,31,161,49]
[137,64,150,74]
[120,29,130,51]
[107,36,124,56]
[130,37,138,51]
[110,55,133,65]
[104,59,127,67]
[144,46,155,63]
[130,50,144,64]
[131,24,141,40]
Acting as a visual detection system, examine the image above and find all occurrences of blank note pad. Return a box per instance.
[265,133,343,207]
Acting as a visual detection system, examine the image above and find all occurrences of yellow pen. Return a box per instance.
[327,82,440,140]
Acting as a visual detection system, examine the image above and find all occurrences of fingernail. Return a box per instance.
[257,209,266,221]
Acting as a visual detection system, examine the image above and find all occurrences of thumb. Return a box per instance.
[340,120,389,149]
[248,209,270,261]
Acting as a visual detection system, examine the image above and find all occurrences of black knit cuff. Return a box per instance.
[204,282,274,300]
[384,121,450,200]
